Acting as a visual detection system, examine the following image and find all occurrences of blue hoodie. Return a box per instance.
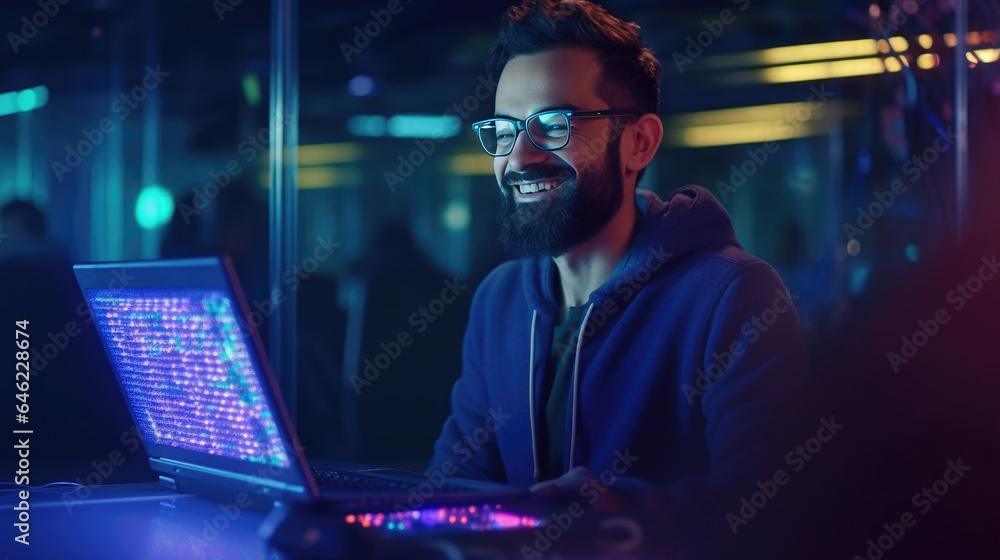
[428,186,809,507]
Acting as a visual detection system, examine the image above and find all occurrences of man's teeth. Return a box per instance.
[516,180,561,194]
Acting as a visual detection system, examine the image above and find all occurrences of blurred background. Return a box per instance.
[0,0,996,491]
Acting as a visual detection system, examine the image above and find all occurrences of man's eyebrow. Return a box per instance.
[493,104,584,120]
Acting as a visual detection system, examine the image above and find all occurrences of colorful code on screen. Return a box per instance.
[87,289,289,467]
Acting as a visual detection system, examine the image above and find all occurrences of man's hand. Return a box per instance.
[528,467,647,554]
[529,466,633,512]
[529,466,594,495]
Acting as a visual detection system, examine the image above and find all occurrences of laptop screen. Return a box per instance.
[74,257,317,501]
[86,287,291,468]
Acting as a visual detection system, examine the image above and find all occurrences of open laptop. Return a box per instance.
[72,256,519,509]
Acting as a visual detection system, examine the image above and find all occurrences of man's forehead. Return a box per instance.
[494,47,605,118]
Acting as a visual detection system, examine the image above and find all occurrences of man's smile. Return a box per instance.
[511,176,569,202]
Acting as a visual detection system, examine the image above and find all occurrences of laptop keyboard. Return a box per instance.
[310,466,467,493]
[311,466,415,492]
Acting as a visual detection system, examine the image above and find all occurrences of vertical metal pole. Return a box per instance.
[954,0,968,233]
[141,0,162,258]
[106,118,124,261]
[104,22,126,261]
[269,0,299,423]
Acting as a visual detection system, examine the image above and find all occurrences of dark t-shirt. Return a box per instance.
[539,304,587,481]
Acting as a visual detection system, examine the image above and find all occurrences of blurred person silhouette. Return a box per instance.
[159,190,212,259]
[346,222,468,470]
[0,199,71,265]
[211,181,269,307]
[774,221,815,315]
[0,199,147,484]
[295,268,348,460]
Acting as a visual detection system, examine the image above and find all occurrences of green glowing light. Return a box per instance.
[242,73,261,106]
[0,92,18,117]
[386,114,461,138]
[135,185,174,229]
[441,201,470,232]
[0,86,49,117]
[16,89,37,112]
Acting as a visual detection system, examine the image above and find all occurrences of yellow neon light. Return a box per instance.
[665,120,831,148]
[447,153,495,176]
[720,57,894,85]
[259,166,357,189]
[262,143,364,167]
[916,53,940,69]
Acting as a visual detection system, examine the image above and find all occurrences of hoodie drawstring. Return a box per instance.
[569,303,595,470]
[529,303,596,481]
[528,310,541,482]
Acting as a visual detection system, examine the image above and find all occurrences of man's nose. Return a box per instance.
[505,129,549,172]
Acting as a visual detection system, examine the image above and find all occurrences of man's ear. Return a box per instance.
[622,114,663,174]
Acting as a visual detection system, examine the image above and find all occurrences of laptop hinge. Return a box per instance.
[152,457,306,495]
[159,475,178,492]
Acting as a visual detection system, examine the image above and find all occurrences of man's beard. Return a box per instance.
[497,145,624,259]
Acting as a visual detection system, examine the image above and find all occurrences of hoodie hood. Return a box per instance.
[522,186,741,313]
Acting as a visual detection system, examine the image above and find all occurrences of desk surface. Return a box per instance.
[14,482,272,560]
[11,482,633,560]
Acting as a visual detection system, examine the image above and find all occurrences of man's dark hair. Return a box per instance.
[487,0,662,116]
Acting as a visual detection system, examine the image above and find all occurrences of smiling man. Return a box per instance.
[428,0,809,550]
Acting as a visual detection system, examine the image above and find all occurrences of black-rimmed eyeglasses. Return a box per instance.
[471,109,641,157]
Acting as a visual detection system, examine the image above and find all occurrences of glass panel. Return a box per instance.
[0,0,269,483]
